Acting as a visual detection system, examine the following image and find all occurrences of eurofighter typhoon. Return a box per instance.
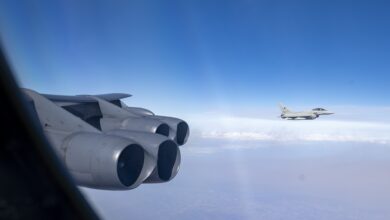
[23,89,189,190]
[279,103,334,120]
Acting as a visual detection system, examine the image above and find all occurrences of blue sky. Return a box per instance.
[2,1,390,219]
[1,0,390,112]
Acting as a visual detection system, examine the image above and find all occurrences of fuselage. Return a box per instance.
[280,108,334,120]
[281,111,318,120]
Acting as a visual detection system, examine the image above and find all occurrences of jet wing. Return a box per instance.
[0,48,99,219]
[42,93,131,103]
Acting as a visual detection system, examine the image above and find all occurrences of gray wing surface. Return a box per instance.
[42,93,131,103]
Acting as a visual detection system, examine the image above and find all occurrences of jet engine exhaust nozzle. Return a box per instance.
[151,116,190,146]
[106,130,180,183]
[63,132,154,190]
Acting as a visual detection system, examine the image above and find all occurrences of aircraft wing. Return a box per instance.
[25,89,189,188]
[1,37,189,219]
[42,93,131,103]
[0,47,99,219]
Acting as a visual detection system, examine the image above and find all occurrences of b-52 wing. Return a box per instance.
[23,89,190,190]
[0,47,98,219]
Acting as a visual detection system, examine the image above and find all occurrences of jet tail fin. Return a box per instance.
[279,103,290,113]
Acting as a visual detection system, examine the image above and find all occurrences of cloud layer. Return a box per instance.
[187,113,390,145]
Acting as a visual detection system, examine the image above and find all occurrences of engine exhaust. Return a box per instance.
[106,130,180,182]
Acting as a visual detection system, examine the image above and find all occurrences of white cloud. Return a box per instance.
[187,113,390,145]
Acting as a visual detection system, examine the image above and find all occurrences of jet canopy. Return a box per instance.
[312,108,327,111]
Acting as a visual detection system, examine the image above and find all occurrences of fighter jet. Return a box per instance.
[279,103,334,120]
[23,89,189,190]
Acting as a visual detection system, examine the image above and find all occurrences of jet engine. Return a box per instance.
[151,116,189,146]
[100,116,170,137]
[105,130,181,182]
[123,106,189,146]
[61,132,155,190]
[31,90,190,190]
[123,106,154,116]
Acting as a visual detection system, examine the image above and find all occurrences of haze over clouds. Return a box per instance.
[83,107,390,220]
[183,106,390,153]
[84,140,390,220]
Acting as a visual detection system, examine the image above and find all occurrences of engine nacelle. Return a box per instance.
[145,149,181,183]
[100,116,170,137]
[105,130,181,183]
[123,106,155,116]
[62,132,155,190]
[151,116,189,146]
[120,107,189,145]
